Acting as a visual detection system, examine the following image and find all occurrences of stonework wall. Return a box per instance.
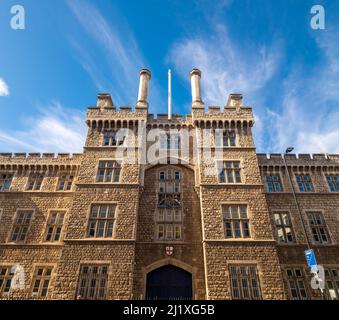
[0,96,338,300]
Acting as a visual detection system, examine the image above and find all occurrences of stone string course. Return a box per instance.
[0,92,338,300]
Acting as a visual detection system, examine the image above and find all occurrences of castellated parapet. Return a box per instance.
[0,68,338,300]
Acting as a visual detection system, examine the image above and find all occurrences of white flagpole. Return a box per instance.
[168,69,172,120]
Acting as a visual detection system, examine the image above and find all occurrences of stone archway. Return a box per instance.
[145,264,193,300]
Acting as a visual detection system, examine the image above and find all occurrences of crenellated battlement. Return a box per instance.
[257,153,339,169]
[0,153,83,170]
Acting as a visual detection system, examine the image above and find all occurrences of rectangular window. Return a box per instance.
[286,268,308,300]
[223,205,250,238]
[264,174,283,192]
[229,265,262,300]
[31,267,53,299]
[160,134,180,150]
[273,212,294,243]
[87,204,116,238]
[76,265,108,300]
[215,130,236,147]
[325,268,339,300]
[307,212,330,244]
[218,161,241,183]
[45,211,66,242]
[57,174,74,191]
[0,266,14,296]
[10,210,33,242]
[103,130,125,146]
[325,174,339,192]
[26,172,44,191]
[295,174,313,192]
[0,173,13,191]
[96,161,121,183]
[156,209,182,241]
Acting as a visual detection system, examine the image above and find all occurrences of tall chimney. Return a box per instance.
[136,69,151,109]
[190,68,204,109]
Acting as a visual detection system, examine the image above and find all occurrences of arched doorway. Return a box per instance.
[145,265,193,300]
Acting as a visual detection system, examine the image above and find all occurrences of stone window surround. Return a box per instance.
[214,129,237,147]
[102,130,126,147]
[323,172,339,192]
[75,261,111,300]
[25,171,45,191]
[283,266,310,300]
[215,159,244,184]
[0,264,15,297]
[304,209,332,245]
[7,208,35,244]
[30,263,56,299]
[43,209,68,243]
[219,202,253,240]
[0,171,15,192]
[227,261,263,300]
[293,171,315,192]
[56,172,75,192]
[271,210,296,245]
[84,202,118,239]
[155,167,183,241]
[94,158,123,184]
[262,171,283,192]
[324,265,339,300]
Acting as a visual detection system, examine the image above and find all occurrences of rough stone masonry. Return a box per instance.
[0,68,338,300]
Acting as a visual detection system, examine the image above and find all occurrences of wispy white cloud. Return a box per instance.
[0,78,9,96]
[168,24,281,106]
[67,0,163,112]
[264,28,339,154]
[168,8,339,154]
[0,102,86,153]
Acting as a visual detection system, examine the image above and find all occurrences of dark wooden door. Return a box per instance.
[146,265,192,300]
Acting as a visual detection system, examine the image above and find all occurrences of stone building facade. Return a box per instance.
[0,69,338,300]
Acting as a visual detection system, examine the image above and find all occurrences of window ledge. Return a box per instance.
[63,238,135,242]
[204,239,276,243]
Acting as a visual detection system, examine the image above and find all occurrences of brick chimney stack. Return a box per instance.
[190,68,204,109]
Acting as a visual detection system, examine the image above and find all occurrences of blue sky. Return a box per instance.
[0,0,338,153]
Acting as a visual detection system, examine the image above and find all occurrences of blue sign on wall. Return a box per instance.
[305,249,317,272]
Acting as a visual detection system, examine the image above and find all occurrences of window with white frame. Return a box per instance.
[218,161,241,183]
[31,266,53,299]
[325,174,339,192]
[76,265,108,300]
[103,130,125,146]
[0,266,14,297]
[57,173,74,191]
[87,204,116,238]
[222,205,250,238]
[0,173,13,191]
[45,211,66,242]
[158,169,181,208]
[306,212,330,244]
[325,268,339,300]
[229,265,262,300]
[10,210,33,242]
[26,172,44,191]
[273,212,294,243]
[156,208,182,240]
[264,173,283,192]
[286,268,308,300]
[295,174,313,192]
[96,160,121,183]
